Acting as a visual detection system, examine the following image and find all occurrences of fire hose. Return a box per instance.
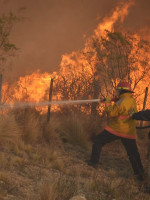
[0,99,101,109]
[0,97,119,110]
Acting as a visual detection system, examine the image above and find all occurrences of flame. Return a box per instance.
[12,70,52,102]
[2,0,150,113]
[94,0,135,37]
[129,34,150,110]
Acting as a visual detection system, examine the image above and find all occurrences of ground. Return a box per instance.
[0,132,150,200]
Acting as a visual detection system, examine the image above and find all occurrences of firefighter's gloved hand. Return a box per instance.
[104,97,112,107]
[103,97,111,102]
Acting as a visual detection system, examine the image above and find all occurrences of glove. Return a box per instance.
[104,97,112,107]
[103,97,111,102]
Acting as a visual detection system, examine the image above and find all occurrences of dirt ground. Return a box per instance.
[0,131,150,200]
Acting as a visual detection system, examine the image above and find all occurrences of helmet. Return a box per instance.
[117,81,133,92]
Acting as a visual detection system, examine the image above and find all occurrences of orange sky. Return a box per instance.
[0,0,150,81]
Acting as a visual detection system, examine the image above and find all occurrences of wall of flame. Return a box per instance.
[1,0,150,113]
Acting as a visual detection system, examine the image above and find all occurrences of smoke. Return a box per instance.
[0,0,150,81]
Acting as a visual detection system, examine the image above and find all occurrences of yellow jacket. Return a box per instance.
[105,93,138,139]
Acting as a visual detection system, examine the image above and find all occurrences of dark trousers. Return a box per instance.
[90,130,144,176]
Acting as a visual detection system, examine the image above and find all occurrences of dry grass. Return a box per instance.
[0,153,8,169]
[0,113,21,149]
[39,182,57,200]
[22,112,42,143]
[51,158,64,171]
[0,109,150,200]
[83,115,106,140]
[13,157,27,171]
[12,108,42,143]
[39,175,78,200]
[0,194,5,200]
[30,146,55,165]
[82,172,150,200]
[37,169,150,200]
[60,115,90,150]
[13,108,62,146]
[12,139,33,155]
[0,171,10,197]
[42,115,61,145]
[0,171,8,182]
[0,110,64,172]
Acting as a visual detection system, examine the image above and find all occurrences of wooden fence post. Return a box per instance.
[47,78,53,122]
[0,74,3,104]
[140,87,149,127]
[138,87,150,191]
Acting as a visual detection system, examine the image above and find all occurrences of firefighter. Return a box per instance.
[88,81,144,182]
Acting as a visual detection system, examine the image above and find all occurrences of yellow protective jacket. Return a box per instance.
[105,93,138,139]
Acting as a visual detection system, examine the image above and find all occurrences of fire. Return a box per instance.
[12,70,52,102]
[2,0,150,113]
[94,0,135,37]
[129,33,150,110]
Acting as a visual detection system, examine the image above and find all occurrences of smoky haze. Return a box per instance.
[0,0,150,81]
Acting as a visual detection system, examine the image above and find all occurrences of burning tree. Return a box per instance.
[54,29,150,115]
[54,52,95,114]
[54,1,150,115]
[92,30,150,96]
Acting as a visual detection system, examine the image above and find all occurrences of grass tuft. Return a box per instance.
[60,115,90,150]
[22,112,41,143]
[13,108,42,143]
[0,153,8,169]
[39,182,57,200]
[39,175,78,200]
[0,113,21,147]
[42,116,61,145]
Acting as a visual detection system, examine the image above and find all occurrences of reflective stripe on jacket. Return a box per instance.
[105,93,138,139]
